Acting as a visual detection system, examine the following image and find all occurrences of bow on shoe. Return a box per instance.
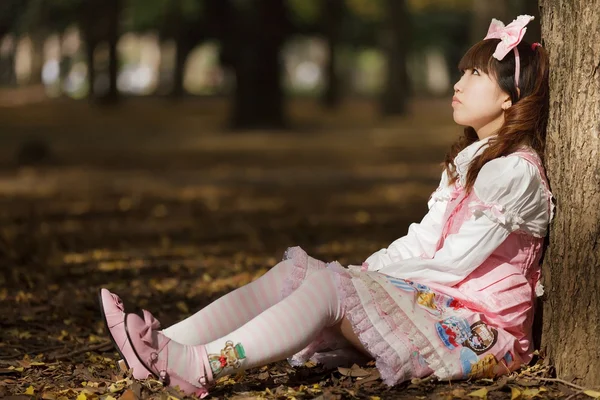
[110,293,125,312]
[139,310,161,346]
[484,15,534,61]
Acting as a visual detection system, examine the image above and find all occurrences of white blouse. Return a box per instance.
[363,137,554,293]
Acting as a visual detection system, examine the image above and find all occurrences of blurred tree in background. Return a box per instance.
[0,0,541,127]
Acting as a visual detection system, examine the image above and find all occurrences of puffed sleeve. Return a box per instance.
[363,170,452,271]
[375,156,549,285]
[469,156,549,237]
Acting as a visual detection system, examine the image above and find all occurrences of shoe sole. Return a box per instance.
[97,288,130,371]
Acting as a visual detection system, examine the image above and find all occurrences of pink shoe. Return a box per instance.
[98,288,153,380]
[124,310,213,398]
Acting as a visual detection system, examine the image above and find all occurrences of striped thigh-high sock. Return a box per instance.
[165,269,344,381]
[161,258,322,345]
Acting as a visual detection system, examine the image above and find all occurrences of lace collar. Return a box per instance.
[454,135,496,185]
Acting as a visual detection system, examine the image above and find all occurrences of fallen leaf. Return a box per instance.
[131,382,142,398]
[468,387,488,399]
[119,389,138,400]
[30,361,45,366]
[176,301,189,314]
[515,378,539,387]
[24,386,35,395]
[356,370,381,386]
[338,364,371,378]
[584,390,600,399]
[108,379,130,393]
[521,388,540,398]
[511,387,522,400]
[42,392,57,400]
[257,372,270,380]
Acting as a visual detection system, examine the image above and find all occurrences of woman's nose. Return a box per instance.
[453,79,462,93]
[453,74,465,93]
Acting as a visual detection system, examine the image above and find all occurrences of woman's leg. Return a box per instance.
[162,258,322,345]
[132,269,346,384]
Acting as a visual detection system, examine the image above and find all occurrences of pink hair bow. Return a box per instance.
[139,309,161,346]
[484,15,534,89]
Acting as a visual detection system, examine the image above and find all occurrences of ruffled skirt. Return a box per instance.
[281,247,525,386]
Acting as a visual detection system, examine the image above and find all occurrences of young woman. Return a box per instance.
[99,15,553,397]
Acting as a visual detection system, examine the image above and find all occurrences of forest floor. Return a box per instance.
[0,96,585,399]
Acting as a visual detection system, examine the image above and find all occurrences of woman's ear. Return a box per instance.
[502,99,512,110]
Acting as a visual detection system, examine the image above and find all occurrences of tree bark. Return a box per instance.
[381,0,410,116]
[540,0,600,387]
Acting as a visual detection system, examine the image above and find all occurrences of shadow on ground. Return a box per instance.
[0,98,562,399]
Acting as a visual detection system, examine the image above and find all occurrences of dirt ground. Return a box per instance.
[0,97,577,399]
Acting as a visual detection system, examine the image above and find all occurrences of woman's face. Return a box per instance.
[452,68,511,138]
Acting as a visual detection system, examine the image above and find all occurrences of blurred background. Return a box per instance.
[0,1,541,311]
[0,0,540,115]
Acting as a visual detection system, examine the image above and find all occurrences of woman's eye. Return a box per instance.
[472,68,480,76]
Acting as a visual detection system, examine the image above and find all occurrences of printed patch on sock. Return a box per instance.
[208,340,246,376]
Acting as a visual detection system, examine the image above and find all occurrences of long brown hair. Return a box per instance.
[444,39,549,192]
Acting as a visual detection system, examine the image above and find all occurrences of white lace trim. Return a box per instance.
[548,191,556,224]
[427,187,451,208]
[535,281,544,297]
[453,138,492,186]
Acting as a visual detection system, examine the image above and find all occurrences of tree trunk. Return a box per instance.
[171,38,193,98]
[0,36,17,86]
[104,0,120,103]
[321,0,342,108]
[231,0,288,130]
[29,31,46,85]
[540,0,600,387]
[381,0,409,116]
[85,40,96,99]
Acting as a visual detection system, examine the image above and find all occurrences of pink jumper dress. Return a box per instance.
[281,149,553,386]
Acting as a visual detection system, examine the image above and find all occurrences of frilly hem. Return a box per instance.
[468,200,526,232]
[280,246,327,299]
[428,188,451,208]
[428,183,461,209]
[331,265,447,385]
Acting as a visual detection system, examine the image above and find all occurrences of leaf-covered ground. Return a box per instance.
[0,98,594,399]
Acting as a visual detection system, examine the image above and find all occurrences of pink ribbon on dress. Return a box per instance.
[449,185,462,201]
[139,309,161,346]
[470,202,507,225]
[484,15,534,90]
